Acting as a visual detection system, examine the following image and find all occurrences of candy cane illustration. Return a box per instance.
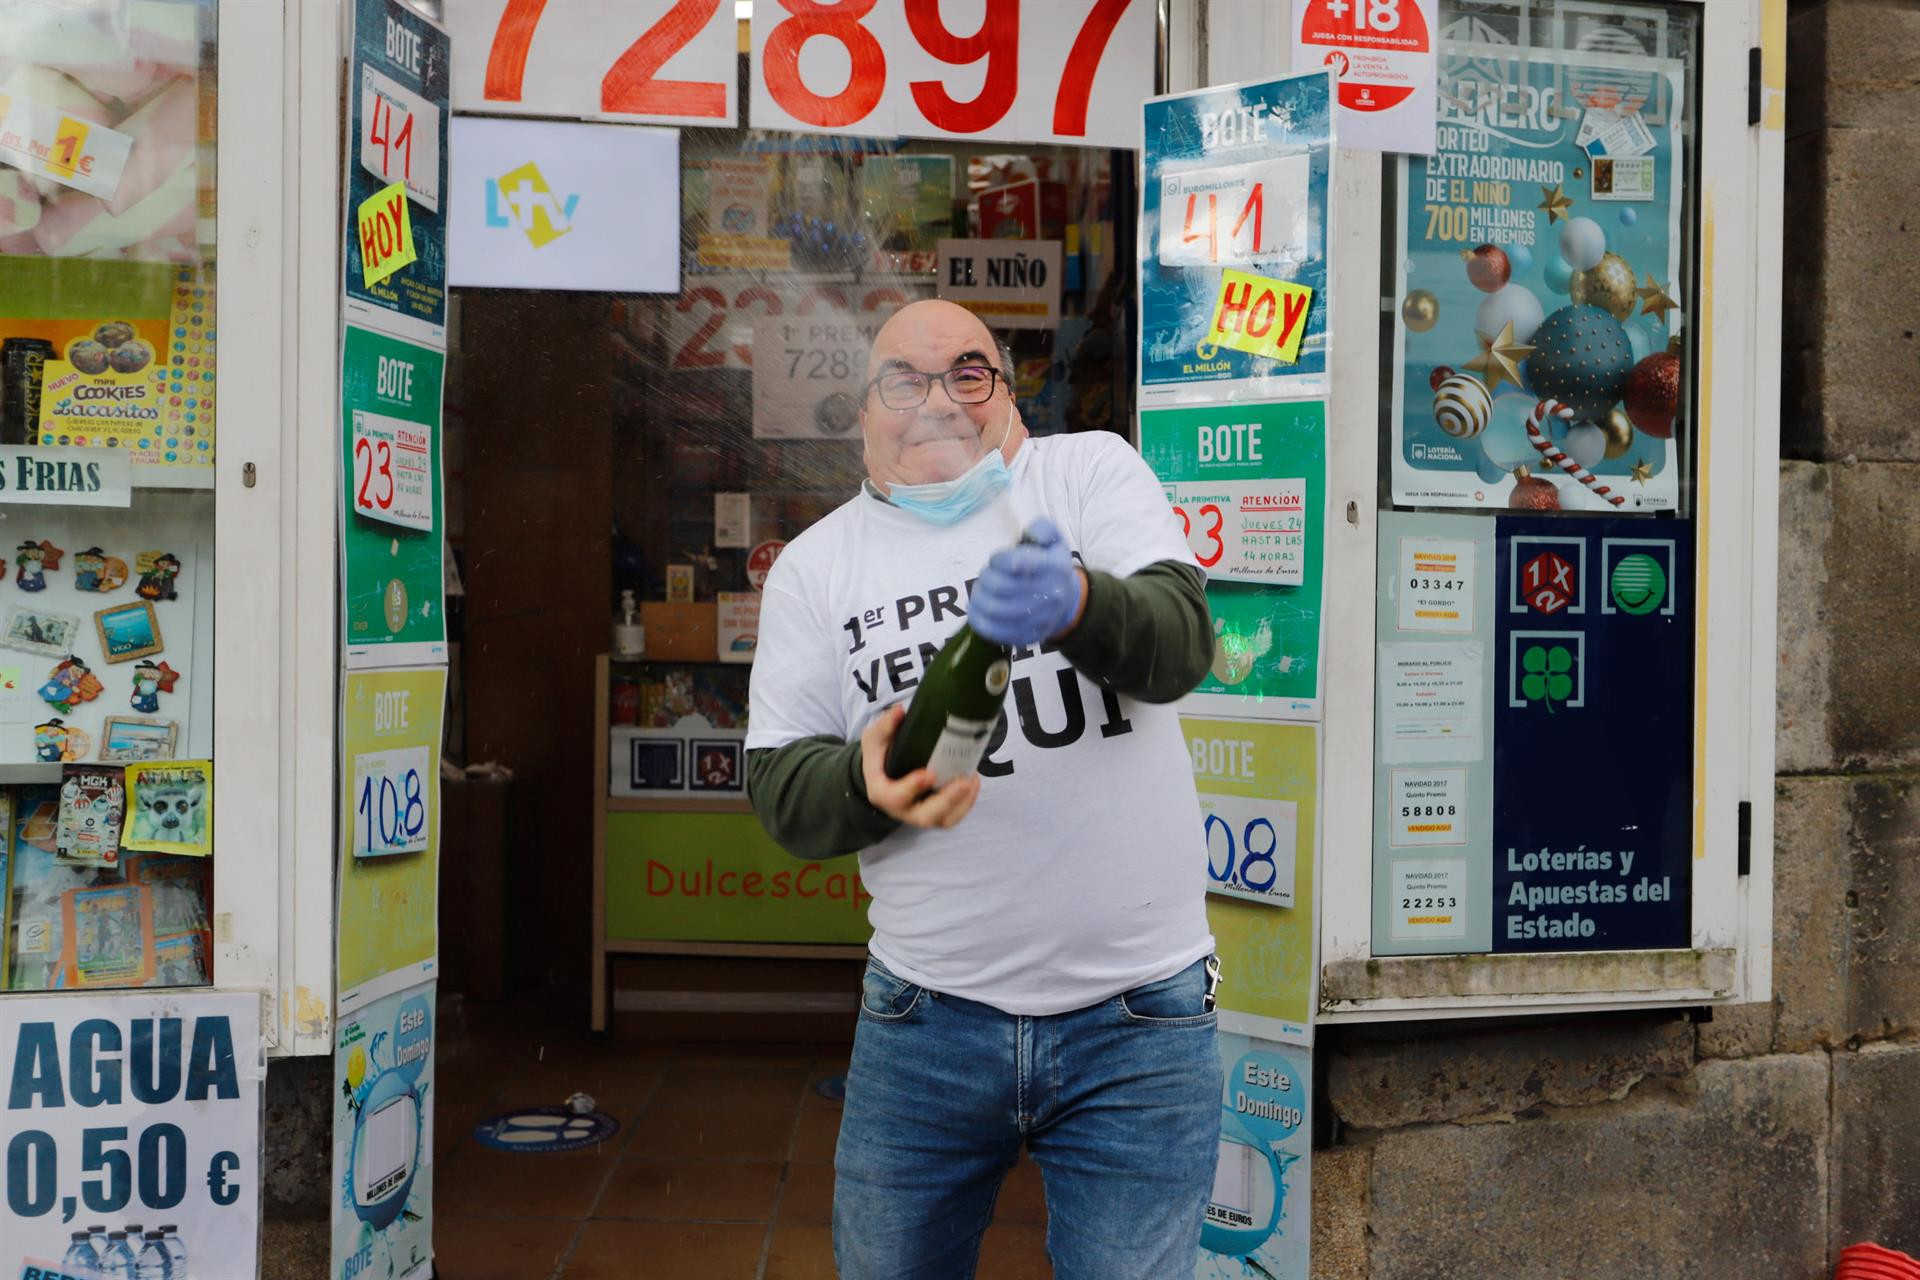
[1526,399,1626,507]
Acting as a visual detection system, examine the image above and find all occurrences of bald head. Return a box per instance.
[860,300,1027,493]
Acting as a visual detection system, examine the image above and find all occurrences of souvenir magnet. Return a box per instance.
[666,564,696,603]
[39,656,102,714]
[128,659,180,712]
[2,604,80,657]
[94,599,163,663]
[14,539,62,591]
[99,715,179,762]
[34,716,69,763]
[74,547,130,592]
[136,551,182,602]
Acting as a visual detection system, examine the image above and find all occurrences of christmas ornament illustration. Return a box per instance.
[1433,373,1493,439]
[1523,305,1634,420]
[1462,243,1511,292]
[1624,351,1681,438]
[1526,399,1626,507]
[1401,289,1440,332]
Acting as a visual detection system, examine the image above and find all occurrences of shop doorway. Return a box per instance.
[424,123,1136,1277]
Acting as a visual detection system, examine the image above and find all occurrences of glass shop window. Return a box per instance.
[0,0,219,993]
[1370,0,1702,958]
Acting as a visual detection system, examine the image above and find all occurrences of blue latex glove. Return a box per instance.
[967,518,1081,648]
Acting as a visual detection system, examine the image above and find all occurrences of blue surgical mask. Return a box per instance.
[884,404,1015,526]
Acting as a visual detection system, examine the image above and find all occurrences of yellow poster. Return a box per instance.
[1183,716,1318,1044]
[1207,268,1315,365]
[337,665,446,1009]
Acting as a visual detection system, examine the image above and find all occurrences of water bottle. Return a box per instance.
[136,1232,173,1279]
[157,1224,188,1271]
[61,1231,103,1273]
[102,1230,138,1277]
[88,1225,112,1262]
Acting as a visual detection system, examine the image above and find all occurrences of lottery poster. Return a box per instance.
[1371,511,1693,955]
[1389,36,1686,511]
[344,0,449,346]
[1187,719,1320,1046]
[340,324,446,668]
[331,979,436,1280]
[1195,1034,1311,1279]
[1139,71,1335,407]
[337,666,446,1015]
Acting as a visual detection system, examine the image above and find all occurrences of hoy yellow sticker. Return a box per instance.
[1207,268,1315,365]
[357,180,417,288]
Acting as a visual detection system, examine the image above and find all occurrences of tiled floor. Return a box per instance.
[430,1010,1054,1279]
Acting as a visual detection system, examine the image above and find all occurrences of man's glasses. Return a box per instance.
[868,364,1001,410]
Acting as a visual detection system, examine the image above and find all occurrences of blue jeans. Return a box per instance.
[834,955,1222,1280]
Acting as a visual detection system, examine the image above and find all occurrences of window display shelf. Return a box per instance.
[608,795,752,815]
[133,468,217,491]
[0,764,62,786]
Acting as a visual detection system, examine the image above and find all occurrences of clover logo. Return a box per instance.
[1520,643,1574,713]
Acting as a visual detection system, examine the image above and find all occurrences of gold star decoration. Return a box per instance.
[1463,320,1535,394]
[1636,274,1680,324]
[1630,457,1654,485]
[1537,183,1573,223]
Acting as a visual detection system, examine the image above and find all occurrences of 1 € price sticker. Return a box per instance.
[1201,791,1297,908]
[352,744,431,858]
[357,180,418,288]
[1207,269,1315,365]
[351,409,434,532]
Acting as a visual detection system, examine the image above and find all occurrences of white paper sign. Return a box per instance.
[0,94,134,200]
[1202,791,1298,908]
[936,239,1063,331]
[750,0,1153,149]
[1292,0,1438,155]
[1590,154,1656,202]
[717,591,761,664]
[1397,536,1475,632]
[1,992,263,1276]
[447,116,680,293]
[715,493,750,548]
[360,65,443,211]
[1166,479,1306,585]
[352,744,432,858]
[0,447,131,508]
[445,0,739,126]
[351,410,435,532]
[1389,858,1468,939]
[1378,641,1483,763]
[1156,155,1311,270]
[751,319,869,440]
[1388,767,1468,846]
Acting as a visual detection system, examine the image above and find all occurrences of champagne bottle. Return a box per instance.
[883,623,1012,785]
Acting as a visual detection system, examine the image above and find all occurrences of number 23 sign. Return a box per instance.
[447,0,1153,149]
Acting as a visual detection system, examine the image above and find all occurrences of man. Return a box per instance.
[747,300,1220,1280]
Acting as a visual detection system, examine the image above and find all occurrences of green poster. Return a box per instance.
[341,323,446,666]
[1140,400,1326,720]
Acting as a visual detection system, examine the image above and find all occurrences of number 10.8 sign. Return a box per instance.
[352,744,431,858]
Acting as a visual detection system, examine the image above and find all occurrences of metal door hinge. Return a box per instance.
[1747,47,1762,126]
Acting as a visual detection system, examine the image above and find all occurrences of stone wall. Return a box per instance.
[1312,4,1920,1274]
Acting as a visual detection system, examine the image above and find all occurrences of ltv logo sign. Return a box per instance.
[485,161,578,249]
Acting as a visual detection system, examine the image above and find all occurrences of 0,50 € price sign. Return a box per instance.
[352,745,430,858]
[1202,791,1298,908]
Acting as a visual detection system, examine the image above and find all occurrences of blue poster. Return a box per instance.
[1140,72,1334,408]
[1490,515,1692,952]
[344,0,449,347]
[1389,37,1686,512]
[1197,1035,1310,1279]
[331,979,434,1280]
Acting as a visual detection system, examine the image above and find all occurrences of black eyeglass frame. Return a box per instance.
[864,364,1003,411]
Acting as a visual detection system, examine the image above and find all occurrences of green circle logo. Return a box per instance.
[1610,554,1667,615]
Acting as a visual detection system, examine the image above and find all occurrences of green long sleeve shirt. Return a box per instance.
[746,559,1212,861]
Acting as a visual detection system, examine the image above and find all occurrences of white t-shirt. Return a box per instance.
[746,432,1215,1015]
